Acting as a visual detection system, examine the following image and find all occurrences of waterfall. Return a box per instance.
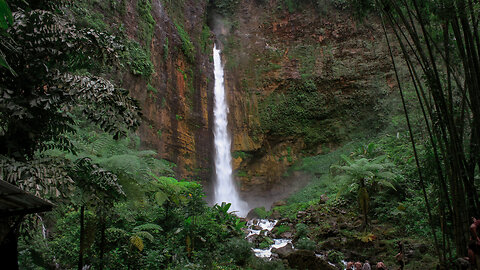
[213,44,248,217]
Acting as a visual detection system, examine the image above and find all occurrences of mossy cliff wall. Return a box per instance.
[110,0,215,181]
[85,0,399,188]
[211,0,398,191]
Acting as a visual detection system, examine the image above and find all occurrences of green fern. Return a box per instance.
[133,223,163,233]
[134,231,154,242]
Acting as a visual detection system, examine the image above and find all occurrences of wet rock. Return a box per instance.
[272,243,294,259]
[246,209,261,219]
[280,218,290,223]
[252,225,263,230]
[246,234,260,244]
[272,200,287,207]
[286,250,336,270]
[280,231,293,238]
[271,210,281,219]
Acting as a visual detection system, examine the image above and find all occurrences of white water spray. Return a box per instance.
[213,44,248,217]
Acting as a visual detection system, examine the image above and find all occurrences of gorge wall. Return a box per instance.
[93,0,399,194]
[213,1,398,192]
[100,0,215,181]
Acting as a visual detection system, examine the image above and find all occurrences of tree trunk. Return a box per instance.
[78,205,85,270]
[99,211,106,270]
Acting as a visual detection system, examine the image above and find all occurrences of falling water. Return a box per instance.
[213,44,248,217]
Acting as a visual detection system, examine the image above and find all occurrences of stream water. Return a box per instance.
[246,219,346,269]
[212,44,248,217]
[246,219,292,258]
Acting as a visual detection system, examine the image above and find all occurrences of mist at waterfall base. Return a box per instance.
[212,44,249,217]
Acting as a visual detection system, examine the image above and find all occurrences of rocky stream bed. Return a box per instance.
[245,218,344,270]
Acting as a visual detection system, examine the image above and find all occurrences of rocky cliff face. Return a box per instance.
[211,0,398,191]
[119,0,214,181]
[106,0,398,193]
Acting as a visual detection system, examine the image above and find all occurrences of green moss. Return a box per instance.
[259,79,333,146]
[232,151,251,159]
[286,147,293,162]
[71,1,110,32]
[121,41,154,78]
[274,225,290,234]
[236,170,248,177]
[223,35,240,70]
[258,237,274,249]
[174,22,195,62]
[295,237,316,251]
[290,44,320,79]
[200,25,211,53]
[176,67,195,110]
[211,0,239,15]
[137,0,155,51]
[253,207,270,219]
[147,83,158,93]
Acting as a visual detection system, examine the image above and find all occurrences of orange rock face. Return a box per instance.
[121,0,214,181]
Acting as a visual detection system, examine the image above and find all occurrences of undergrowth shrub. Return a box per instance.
[296,237,316,251]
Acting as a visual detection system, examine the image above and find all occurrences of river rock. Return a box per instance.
[246,209,260,219]
[270,209,281,219]
[280,231,293,238]
[246,234,260,243]
[272,200,287,207]
[286,250,336,270]
[272,243,294,259]
[280,218,290,223]
[252,225,263,231]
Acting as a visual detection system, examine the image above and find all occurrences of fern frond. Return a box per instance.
[130,235,144,251]
[133,223,163,233]
[134,231,154,242]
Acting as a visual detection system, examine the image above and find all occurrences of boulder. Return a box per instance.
[280,231,293,239]
[286,250,336,270]
[246,234,260,244]
[246,209,260,219]
[272,200,287,207]
[272,243,294,259]
[271,209,281,219]
[252,225,263,230]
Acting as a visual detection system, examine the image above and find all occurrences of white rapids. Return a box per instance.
[247,219,293,258]
[212,44,248,217]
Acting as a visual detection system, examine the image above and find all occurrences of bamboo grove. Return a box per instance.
[376,0,480,264]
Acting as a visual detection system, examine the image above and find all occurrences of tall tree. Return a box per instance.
[0,1,141,268]
[377,0,480,262]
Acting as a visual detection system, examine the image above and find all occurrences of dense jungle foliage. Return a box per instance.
[1,0,480,269]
